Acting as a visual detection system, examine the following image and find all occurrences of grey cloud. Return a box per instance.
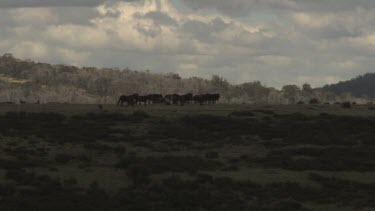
[304,25,364,40]
[290,0,375,12]
[54,8,100,25]
[0,0,133,7]
[134,11,177,26]
[210,18,230,32]
[181,0,375,16]
[181,0,298,16]
[181,17,231,43]
[182,20,214,42]
[0,7,98,26]
[134,23,162,38]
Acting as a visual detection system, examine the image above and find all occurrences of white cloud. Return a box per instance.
[292,13,336,29]
[0,0,109,7]
[56,48,91,65]
[46,25,110,48]
[10,7,58,25]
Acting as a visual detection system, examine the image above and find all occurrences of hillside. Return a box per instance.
[0,53,219,104]
[323,73,375,98]
[0,53,367,104]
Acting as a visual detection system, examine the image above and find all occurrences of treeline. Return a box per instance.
[323,73,375,98]
[0,53,371,104]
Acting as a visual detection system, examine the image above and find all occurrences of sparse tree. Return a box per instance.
[282,85,301,104]
[302,83,313,93]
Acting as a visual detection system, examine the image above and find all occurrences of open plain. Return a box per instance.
[0,103,375,211]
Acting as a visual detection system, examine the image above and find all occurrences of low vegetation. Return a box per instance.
[0,104,374,210]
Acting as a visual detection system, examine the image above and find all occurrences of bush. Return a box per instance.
[55,153,73,164]
[253,109,275,115]
[116,155,222,175]
[0,184,15,196]
[4,112,66,122]
[132,110,150,119]
[114,146,126,155]
[342,102,351,108]
[72,112,128,121]
[115,155,139,169]
[230,111,255,117]
[309,98,320,104]
[269,199,304,211]
[205,151,219,159]
[297,101,305,104]
[195,173,214,184]
[126,165,152,186]
[64,177,78,186]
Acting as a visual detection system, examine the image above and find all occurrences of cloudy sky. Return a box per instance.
[1,0,375,88]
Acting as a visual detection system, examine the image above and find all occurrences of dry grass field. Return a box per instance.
[0,103,375,211]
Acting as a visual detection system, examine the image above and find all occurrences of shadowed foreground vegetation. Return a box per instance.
[0,104,375,211]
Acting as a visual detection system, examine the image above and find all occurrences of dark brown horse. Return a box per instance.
[137,95,150,106]
[117,94,139,106]
[181,93,193,104]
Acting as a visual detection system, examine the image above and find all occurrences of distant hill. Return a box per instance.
[0,53,220,104]
[0,53,367,104]
[323,73,375,98]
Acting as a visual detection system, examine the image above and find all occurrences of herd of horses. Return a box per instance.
[117,93,220,106]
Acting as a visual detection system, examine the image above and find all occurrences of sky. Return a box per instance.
[1,0,375,88]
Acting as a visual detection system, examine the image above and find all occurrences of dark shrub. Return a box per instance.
[308,173,375,207]
[116,156,222,175]
[342,102,351,108]
[230,111,255,117]
[213,176,233,187]
[309,98,320,104]
[77,154,91,163]
[297,101,305,105]
[4,112,66,122]
[64,177,78,185]
[5,169,36,185]
[126,165,152,185]
[114,146,126,155]
[0,158,35,170]
[72,112,148,123]
[269,199,304,211]
[205,151,219,159]
[253,109,275,115]
[196,173,214,184]
[0,184,15,196]
[115,155,138,168]
[132,110,150,119]
[86,181,109,200]
[84,143,113,152]
[55,153,73,164]
[73,112,126,121]
[222,165,239,171]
